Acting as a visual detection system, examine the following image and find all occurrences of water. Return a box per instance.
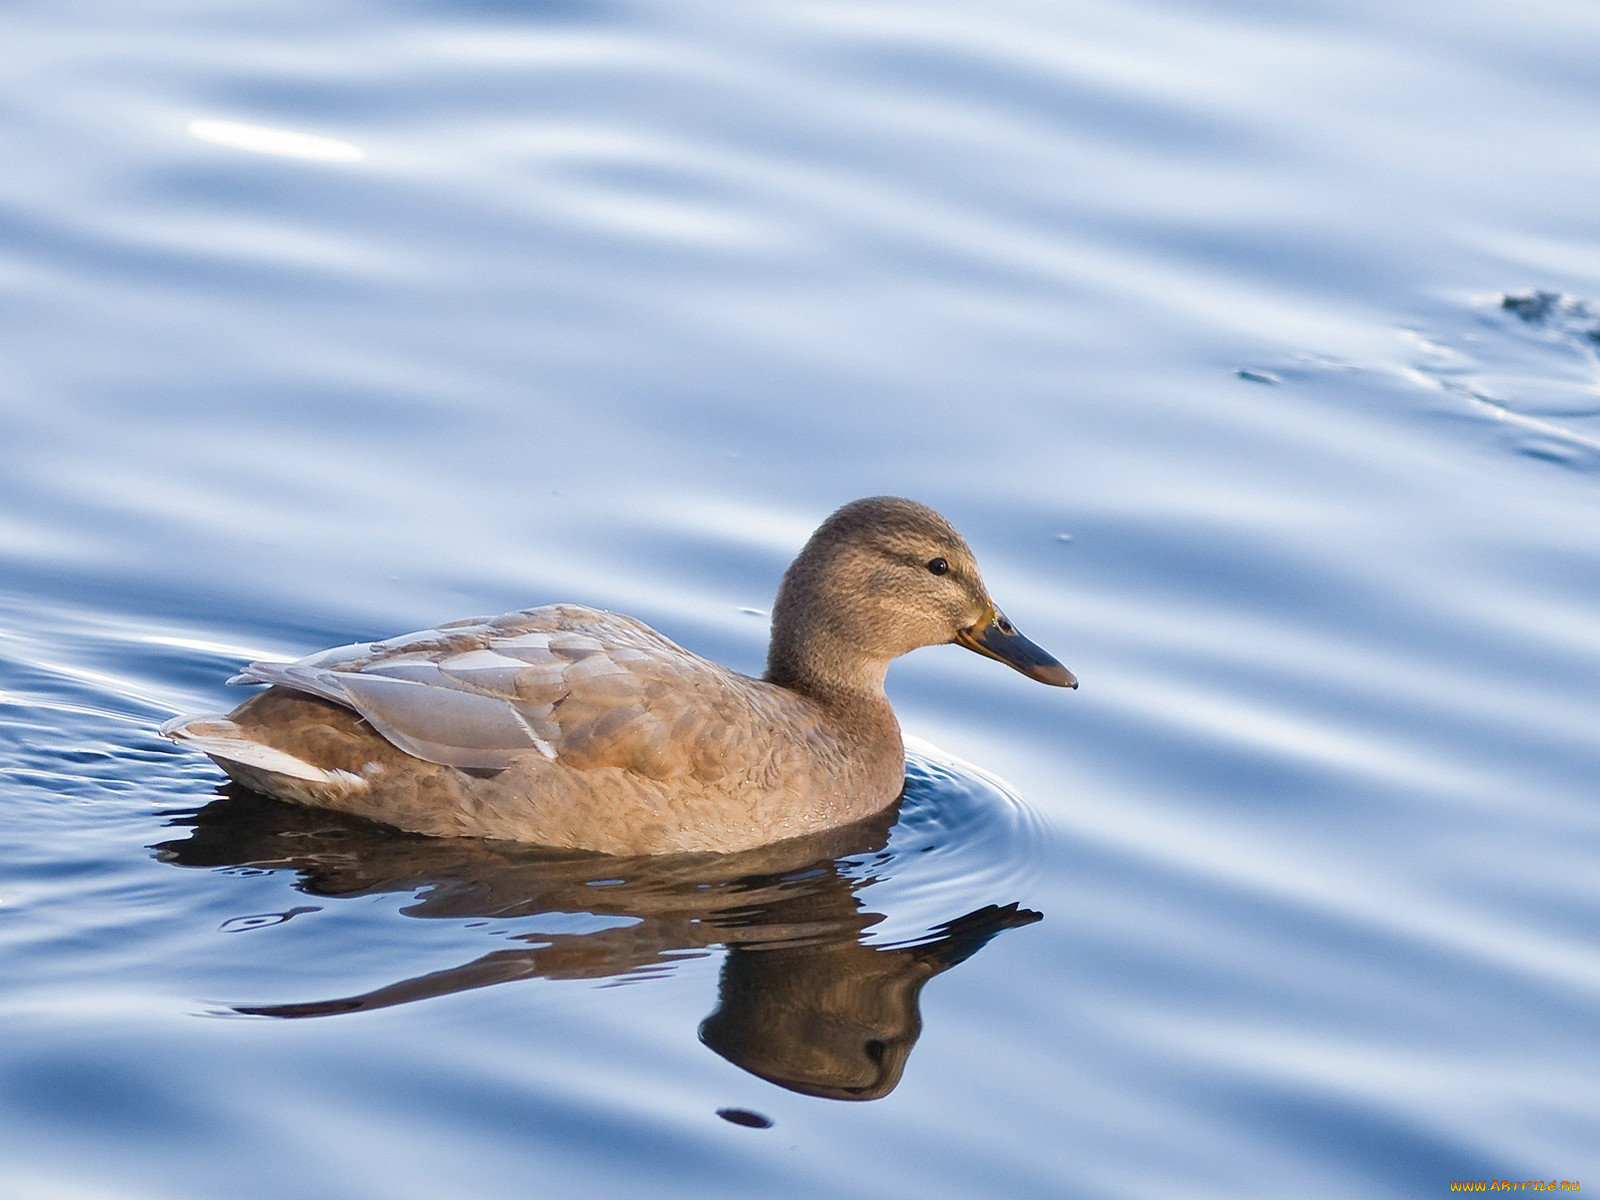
[3,0,1599,1195]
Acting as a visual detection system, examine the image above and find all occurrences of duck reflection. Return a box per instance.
[154,787,1040,1100]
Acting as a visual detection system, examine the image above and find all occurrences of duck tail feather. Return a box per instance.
[161,715,368,797]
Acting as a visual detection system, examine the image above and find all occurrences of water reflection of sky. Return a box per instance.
[2,0,1598,1196]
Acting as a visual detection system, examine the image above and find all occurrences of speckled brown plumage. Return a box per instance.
[162,497,1074,854]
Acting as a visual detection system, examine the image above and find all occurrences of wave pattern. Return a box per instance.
[2,0,1599,1196]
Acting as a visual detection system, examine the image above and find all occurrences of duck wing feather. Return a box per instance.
[230,605,781,778]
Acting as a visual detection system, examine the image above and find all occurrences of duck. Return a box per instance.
[161,496,1076,854]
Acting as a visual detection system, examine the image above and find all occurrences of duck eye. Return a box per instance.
[926,557,949,576]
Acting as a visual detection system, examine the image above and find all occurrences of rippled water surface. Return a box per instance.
[4,0,1600,1196]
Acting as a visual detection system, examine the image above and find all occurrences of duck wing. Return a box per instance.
[230,604,777,777]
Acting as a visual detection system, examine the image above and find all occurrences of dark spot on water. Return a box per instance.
[717,1107,773,1129]
[1499,290,1600,341]
[1501,290,1562,322]
[219,906,321,933]
[1236,368,1281,384]
[1516,437,1593,469]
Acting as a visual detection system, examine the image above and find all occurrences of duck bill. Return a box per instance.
[955,611,1078,688]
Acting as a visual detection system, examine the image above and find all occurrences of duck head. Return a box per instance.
[765,496,1077,697]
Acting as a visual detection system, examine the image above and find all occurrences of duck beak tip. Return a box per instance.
[956,615,1076,690]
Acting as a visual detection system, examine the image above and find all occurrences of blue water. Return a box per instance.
[3,0,1599,1195]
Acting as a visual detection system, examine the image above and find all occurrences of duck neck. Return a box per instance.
[763,533,900,727]
[765,628,893,714]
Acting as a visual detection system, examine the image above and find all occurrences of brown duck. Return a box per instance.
[162,497,1075,854]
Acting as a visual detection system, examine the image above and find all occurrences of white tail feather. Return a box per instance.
[161,716,367,796]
